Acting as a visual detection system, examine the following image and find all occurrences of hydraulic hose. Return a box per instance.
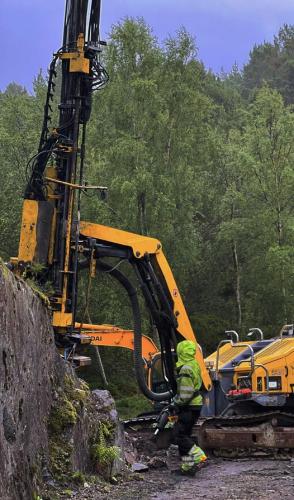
[97,261,171,402]
[79,258,171,401]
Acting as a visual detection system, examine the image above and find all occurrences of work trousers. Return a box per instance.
[172,406,201,456]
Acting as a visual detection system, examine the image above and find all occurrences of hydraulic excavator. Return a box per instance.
[9,0,294,453]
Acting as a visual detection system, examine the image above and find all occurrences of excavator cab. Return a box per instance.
[148,353,168,395]
[148,351,178,396]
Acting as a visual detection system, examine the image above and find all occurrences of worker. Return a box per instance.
[172,339,207,475]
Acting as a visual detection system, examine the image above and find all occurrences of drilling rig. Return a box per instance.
[9,0,294,453]
[10,0,211,403]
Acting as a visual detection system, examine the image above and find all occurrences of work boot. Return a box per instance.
[189,444,207,466]
[173,464,197,476]
[179,453,197,476]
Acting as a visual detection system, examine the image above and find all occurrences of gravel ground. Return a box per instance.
[40,426,294,499]
[152,458,294,500]
[42,456,294,499]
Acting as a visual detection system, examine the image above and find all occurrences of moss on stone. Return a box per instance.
[26,278,51,306]
[73,388,89,403]
[0,258,9,278]
[62,375,90,413]
[49,440,73,480]
[78,378,91,394]
[65,373,89,393]
[63,373,75,393]
[47,371,93,484]
[48,372,91,436]
[71,471,86,484]
[62,489,74,497]
[49,397,77,434]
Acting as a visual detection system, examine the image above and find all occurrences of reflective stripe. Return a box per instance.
[181,463,195,472]
[179,389,194,395]
[190,445,205,455]
[176,361,203,406]
[177,373,193,380]
[182,458,195,466]
[182,365,194,373]
[189,444,199,453]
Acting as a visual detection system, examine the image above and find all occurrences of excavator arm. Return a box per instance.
[75,323,159,363]
[77,222,212,399]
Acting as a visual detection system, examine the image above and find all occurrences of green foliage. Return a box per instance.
[91,422,120,467]
[243,24,294,104]
[0,80,45,259]
[71,471,86,484]
[116,394,153,419]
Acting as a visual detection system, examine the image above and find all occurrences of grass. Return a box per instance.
[115,393,153,419]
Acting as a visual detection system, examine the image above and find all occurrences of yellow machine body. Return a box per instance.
[16,199,55,267]
[75,323,159,363]
[205,342,254,371]
[59,34,90,74]
[233,337,294,395]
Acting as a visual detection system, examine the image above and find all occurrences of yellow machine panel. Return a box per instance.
[231,337,294,394]
[205,342,253,370]
[254,338,294,364]
[17,199,38,263]
[59,34,90,74]
[79,221,161,257]
[16,199,55,266]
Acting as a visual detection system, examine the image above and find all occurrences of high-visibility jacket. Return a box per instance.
[173,340,202,407]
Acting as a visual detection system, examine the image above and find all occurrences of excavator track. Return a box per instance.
[197,411,294,457]
[123,413,158,427]
[123,411,294,459]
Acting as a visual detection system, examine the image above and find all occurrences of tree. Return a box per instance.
[242,86,294,324]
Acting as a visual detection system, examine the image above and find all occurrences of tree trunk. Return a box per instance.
[137,191,148,235]
[232,241,242,329]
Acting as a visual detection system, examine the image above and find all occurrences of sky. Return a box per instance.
[1,0,294,92]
